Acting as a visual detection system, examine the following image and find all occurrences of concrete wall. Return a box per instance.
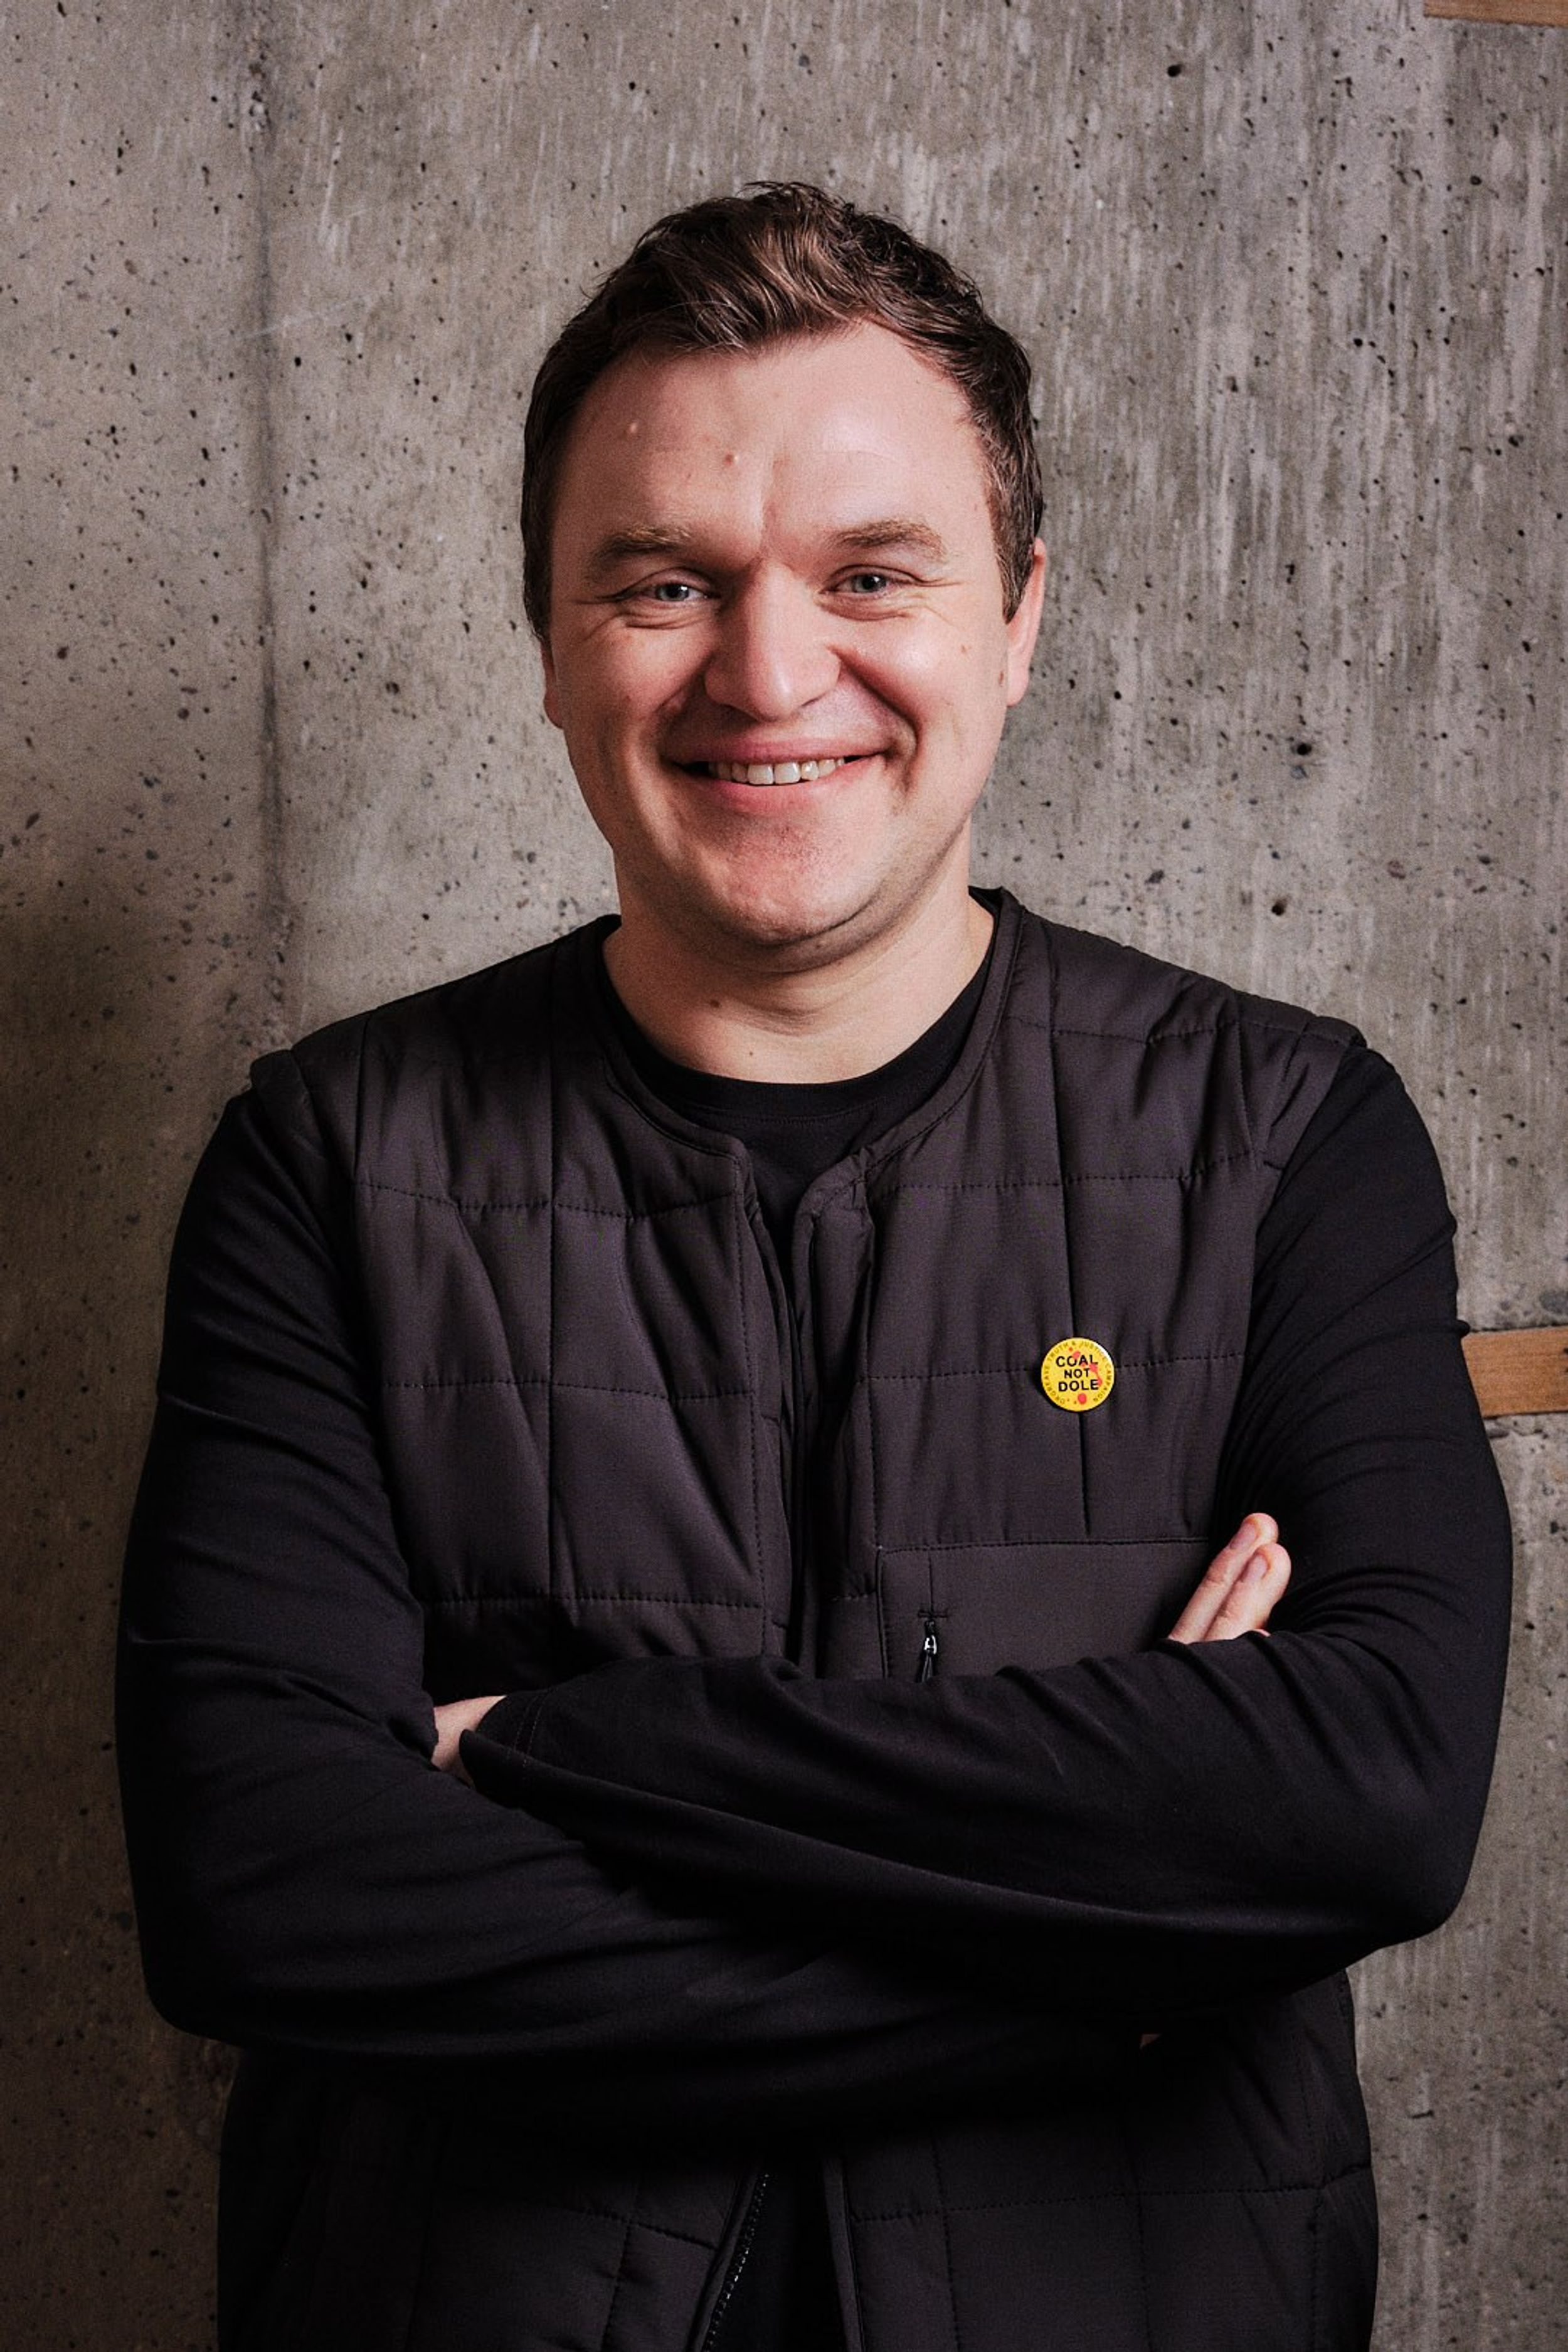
[4,1,1563,2342]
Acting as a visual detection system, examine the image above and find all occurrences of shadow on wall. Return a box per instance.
[0,858,244,2333]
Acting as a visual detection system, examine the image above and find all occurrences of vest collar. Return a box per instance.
[551,891,1034,1202]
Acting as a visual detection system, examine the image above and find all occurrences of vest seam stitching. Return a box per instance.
[832,2156,871,2352]
[352,1181,736,1217]
[351,1163,1263,1211]
[867,1363,885,1635]
[875,1535,1204,1555]
[1023,1017,1346,1042]
[393,2108,447,2352]
[867,1158,1258,1191]
[929,2134,967,2352]
[421,1592,765,1610]
[1040,923,1091,1547]
[621,2216,726,2250]
[846,2164,1370,2219]
[862,1353,1244,1382]
[869,1543,1204,1562]
[594,2170,642,2352]
[733,1185,765,1650]
[473,2203,718,2250]
[381,1377,762,1401]
[1063,1159,1255,1184]
[1112,2085,1157,2352]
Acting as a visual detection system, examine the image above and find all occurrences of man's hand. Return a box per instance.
[1168,1512,1290,1645]
[432,1693,504,1779]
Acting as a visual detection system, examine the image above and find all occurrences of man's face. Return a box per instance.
[541,323,1045,972]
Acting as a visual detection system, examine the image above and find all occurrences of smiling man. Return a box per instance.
[539,322,1039,1074]
[120,186,1510,2352]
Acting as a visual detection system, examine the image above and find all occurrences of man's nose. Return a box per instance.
[701,575,839,720]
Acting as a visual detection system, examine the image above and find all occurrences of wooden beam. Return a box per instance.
[1426,1,1568,24]
[1463,1327,1568,1417]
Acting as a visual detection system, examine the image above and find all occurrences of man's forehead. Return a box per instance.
[581,319,969,421]
[586,346,960,458]
[554,327,992,559]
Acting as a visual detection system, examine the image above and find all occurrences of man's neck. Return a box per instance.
[602,887,995,1083]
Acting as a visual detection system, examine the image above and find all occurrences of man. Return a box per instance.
[119,184,1510,2351]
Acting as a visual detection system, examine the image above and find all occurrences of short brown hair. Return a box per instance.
[521,182,1042,637]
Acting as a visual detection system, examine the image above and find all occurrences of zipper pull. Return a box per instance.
[917,1615,940,1683]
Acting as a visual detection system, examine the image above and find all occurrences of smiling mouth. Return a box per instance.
[691,755,862,786]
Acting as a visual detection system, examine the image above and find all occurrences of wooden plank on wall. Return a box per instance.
[1463,1327,1568,1417]
[1427,1,1568,24]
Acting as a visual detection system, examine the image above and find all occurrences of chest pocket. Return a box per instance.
[876,1538,1214,1680]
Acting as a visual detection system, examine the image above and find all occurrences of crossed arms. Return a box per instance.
[430,1514,1291,1772]
[117,1046,1510,2144]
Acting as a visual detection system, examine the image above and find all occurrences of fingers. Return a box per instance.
[1201,1540,1290,1641]
[431,1693,505,1777]
[1167,1513,1287,1645]
[1167,1513,1276,1643]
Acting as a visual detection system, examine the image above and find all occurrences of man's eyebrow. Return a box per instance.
[581,516,953,583]
[827,519,951,563]
[582,526,696,581]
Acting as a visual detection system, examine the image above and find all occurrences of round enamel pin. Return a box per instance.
[1040,1336,1116,1412]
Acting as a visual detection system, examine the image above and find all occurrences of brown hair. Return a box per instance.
[521,182,1042,637]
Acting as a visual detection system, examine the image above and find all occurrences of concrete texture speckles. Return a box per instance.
[1355,1434,1568,2343]
[3,4,1564,2346]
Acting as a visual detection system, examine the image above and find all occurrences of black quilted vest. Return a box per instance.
[252,891,1372,2352]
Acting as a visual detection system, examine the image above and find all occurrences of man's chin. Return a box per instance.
[615,832,974,979]
[674,873,898,968]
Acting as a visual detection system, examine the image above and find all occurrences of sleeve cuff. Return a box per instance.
[470,1687,551,1753]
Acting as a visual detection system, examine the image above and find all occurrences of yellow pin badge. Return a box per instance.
[1040,1336,1115,1412]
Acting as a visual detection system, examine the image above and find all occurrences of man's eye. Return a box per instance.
[644,580,701,604]
[842,570,894,596]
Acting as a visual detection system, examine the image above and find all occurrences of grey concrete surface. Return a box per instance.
[3,1,1563,2343]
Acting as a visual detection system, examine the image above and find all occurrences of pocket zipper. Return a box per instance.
[916,1614,940,1683]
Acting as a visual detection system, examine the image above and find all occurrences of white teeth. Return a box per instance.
[706,756,847,785]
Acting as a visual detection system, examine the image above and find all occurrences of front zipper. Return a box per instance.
[783,1261,812,1661]
[917,1613,940,1682]
[741,1184,813,1665]
[701,2169,771,2351]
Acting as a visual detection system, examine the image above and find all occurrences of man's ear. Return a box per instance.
[539,635,563,730]
[1004,539,1048,707]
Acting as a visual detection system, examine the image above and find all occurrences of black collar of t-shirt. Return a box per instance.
[595,896,999,1260]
